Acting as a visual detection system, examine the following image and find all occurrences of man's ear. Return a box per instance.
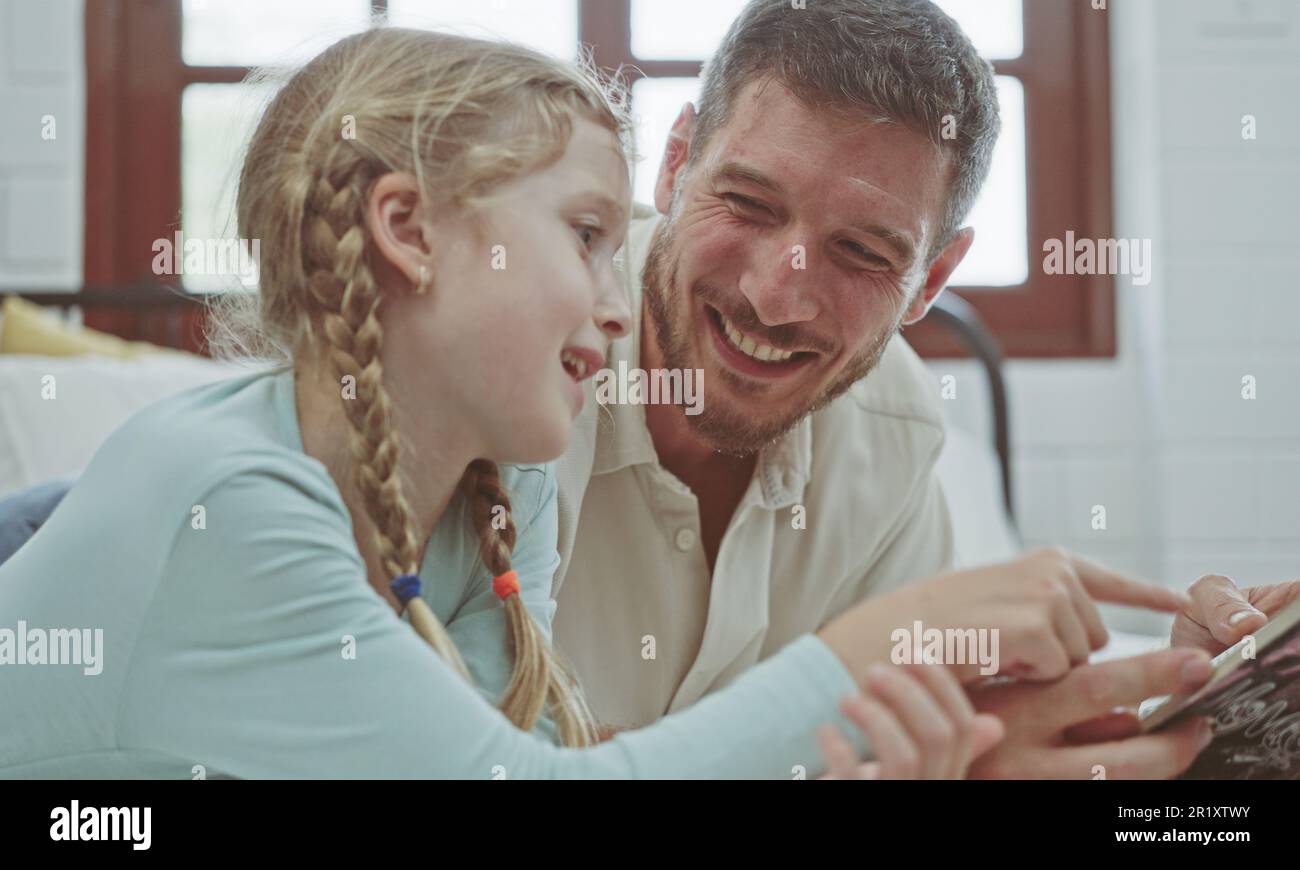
[366,172,434,293]
[653,102,697,214]
[902,227,975,325]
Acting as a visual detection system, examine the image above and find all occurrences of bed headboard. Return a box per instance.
[8,286,210,353]
[6,285,1015,526]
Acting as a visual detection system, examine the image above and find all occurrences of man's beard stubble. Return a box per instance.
[640,210,898,458]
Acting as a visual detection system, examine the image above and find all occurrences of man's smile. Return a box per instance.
[702,303,819,382]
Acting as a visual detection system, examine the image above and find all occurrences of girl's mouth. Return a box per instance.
[560,346,603,383]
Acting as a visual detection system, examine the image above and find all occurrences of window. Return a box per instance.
[86,0,1112,356]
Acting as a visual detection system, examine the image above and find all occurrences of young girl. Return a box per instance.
[0,27,1156,778]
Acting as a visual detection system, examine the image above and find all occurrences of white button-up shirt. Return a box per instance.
[552,204,955,730]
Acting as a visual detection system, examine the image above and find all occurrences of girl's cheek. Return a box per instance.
[557,266,597,321]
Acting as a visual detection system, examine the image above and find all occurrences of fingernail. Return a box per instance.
[1227,609,1260,626]
[1198,718,1215,748]
[1181,654,1212,686]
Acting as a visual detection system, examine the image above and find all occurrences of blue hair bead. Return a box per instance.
[390,574,422,606]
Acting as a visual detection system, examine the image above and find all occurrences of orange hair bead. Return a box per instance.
[492,570,520,600]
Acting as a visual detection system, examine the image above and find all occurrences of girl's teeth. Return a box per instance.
[720,313,795,363]
[562,350,586,378]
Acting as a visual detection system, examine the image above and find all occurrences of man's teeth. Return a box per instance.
[720,314,795,362]
[561,349,589,378]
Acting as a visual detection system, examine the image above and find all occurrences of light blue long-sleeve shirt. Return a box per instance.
[0,366,862,778]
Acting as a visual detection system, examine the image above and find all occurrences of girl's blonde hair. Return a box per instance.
[209,27,633,746]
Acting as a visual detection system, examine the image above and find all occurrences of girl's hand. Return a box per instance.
[818,548,1191,686]
[817,663,1004,779]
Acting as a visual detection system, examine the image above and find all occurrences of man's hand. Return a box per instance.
[965,647,1216,779]
[1172,574,1300,654]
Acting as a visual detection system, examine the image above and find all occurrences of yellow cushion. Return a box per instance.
[0,294,190,358]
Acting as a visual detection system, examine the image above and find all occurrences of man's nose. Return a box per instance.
[736,238,822,326]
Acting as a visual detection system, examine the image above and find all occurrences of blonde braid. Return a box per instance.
[303,153,596,743]
[303,149,470,679]
[460,460,599,746]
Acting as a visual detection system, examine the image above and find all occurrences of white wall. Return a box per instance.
[931,0,1300,633]
[0,0,83,289]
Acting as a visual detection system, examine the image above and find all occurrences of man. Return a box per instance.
[553,0,982,729]
[550,0,1300,776]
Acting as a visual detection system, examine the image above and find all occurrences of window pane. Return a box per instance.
[631,0,749,60]
[632,0,1021,61]
[631,75,1026,287]
[948,76,1027,287]
[630,77,700,205]
[388,0,578,59]
[933,0,1023,60]
[181,83,272,292]
[182,0,371,67]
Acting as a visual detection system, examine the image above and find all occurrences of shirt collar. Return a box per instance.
[754,413,812,510]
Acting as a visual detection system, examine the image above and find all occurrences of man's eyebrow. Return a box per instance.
[711,160,918,267]
[712,161,786,196]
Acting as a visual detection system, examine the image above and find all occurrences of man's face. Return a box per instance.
[643,79,959,454]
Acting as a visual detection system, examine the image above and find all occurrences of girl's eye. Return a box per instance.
[575,223,602,250]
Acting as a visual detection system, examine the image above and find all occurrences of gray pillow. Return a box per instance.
[0,478,74,566]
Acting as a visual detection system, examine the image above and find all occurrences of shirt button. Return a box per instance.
[674,528,697,551]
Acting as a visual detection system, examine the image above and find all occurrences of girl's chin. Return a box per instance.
[491,414,572,465]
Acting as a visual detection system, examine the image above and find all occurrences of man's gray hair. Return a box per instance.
[692,0,1001,263]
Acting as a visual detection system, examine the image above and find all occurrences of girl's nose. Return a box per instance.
[593,285,632,340]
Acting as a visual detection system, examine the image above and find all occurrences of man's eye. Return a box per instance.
[723,193,772,217]
[842,241,890,268]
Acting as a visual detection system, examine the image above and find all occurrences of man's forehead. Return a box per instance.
[701,80,945,255]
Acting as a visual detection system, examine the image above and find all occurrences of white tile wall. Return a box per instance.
[0,0,83,289]
[929,0,1300,635]
[1162,167,1299,249]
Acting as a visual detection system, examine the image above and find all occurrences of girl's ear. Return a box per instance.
[366,172,435,293]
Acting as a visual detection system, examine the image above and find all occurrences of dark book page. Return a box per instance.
[1174,623,1300,780]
